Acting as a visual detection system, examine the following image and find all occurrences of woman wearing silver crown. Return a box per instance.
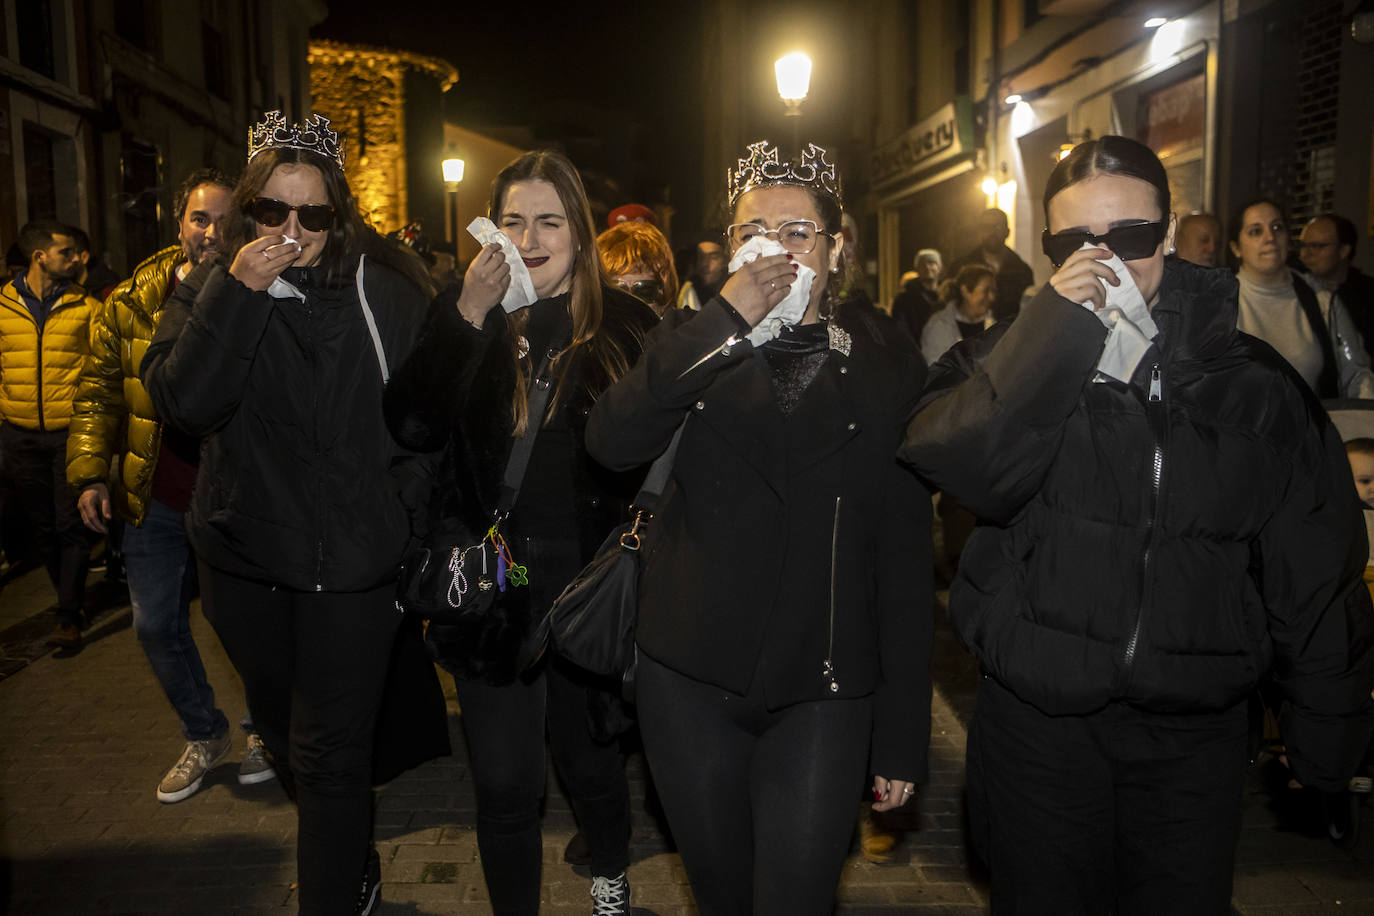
[586,140,934,912]
[143,111,447,915]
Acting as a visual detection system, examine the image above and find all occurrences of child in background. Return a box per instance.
[1342,438,1374,802]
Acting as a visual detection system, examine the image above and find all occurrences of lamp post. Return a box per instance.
[441,156,465,252]
[775,52,812,149]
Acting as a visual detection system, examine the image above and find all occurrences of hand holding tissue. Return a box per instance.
[1075,243,1158,384]
[467,217,538,312]
[727,236,817,347]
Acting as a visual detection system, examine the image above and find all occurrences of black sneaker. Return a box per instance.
[356,846,381,915]
[590,872,630,916]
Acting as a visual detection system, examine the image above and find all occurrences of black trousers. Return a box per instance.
[454,656,631,915]
[200,564,401,916]
[0,423,90,623]
[635,651,873,916]
[967,674,1248,916]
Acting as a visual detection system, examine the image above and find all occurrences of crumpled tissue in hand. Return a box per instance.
[727,236,816,347]
[1077,242,1158,384]
[467,217,538,312]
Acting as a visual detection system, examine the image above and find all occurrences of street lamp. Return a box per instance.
[775,52,812,150]
[441,156,465,248]
[774,52,812,117]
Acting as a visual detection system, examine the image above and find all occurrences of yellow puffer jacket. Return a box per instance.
[0,276,99,430]
[66,246,182,525]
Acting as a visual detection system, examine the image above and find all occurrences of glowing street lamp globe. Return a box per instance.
[775,52,812,116]
[441,157,465,186]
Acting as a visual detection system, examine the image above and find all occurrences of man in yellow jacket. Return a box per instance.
[0,220,100,648]
[66,169,275,802]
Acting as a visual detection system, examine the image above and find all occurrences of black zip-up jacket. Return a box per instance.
[901,258,1374,791]
[586,298,934,783]
[142,257,430,592]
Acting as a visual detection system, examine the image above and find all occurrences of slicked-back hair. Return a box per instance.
[1043,135,1171,225]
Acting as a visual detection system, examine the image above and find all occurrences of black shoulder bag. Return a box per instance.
[526,418,686,699]
[396,344,560,685]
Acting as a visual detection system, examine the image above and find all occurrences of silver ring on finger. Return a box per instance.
[770,281,776,291]
[902,786,914,795]
[263,250,271,261]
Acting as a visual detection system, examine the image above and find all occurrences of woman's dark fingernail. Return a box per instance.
[786,253,795,261]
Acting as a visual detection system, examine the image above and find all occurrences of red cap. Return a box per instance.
[607,204,656,228]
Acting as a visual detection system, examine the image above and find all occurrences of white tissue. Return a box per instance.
[1077,243,1158,384]
[467,217,538,312]
[727,236,816,347]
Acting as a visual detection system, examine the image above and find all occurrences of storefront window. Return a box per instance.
[1135,71,1206,216]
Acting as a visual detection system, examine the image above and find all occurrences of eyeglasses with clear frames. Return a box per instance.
[726,220,823,255]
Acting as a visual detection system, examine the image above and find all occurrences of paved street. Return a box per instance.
[0,564,1370,914]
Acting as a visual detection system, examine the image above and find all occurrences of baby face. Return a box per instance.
[1348,449,1374,506]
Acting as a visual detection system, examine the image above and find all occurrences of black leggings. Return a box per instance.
[635,651,872,916]
[455,657,631,915]
[200,565,401,916]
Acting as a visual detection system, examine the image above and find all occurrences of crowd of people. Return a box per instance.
[0,112,1372,916]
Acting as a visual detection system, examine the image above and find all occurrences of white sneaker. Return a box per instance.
[590,872,630,916]
[238,732,277,785]
[156,734,233,803]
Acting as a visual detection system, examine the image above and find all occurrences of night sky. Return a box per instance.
[313,1,699,223]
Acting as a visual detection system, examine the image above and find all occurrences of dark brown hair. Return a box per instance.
[1043,135,1171,225]
[174,167,236,222]
[938,264,994,306]
[223,147,432,295]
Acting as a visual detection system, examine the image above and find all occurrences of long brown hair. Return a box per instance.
[492,150,634,435]
[224,147,433,295]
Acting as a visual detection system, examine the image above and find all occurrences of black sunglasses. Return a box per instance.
[1041,220,1168,268]
[615,278,665,304]
[248,197,335,232]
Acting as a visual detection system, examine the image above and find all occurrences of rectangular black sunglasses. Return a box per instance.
[1041,220,1168,268]
[249,197,335,232]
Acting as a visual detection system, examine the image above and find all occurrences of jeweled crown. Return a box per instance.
[727,140,841,209]
[247,111,345,169]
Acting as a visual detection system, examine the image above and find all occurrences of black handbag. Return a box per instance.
[396,344,559,685]
[527,419,685,698]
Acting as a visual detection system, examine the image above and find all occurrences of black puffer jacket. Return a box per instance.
[901,258,1374,791]
[142,257,430,592]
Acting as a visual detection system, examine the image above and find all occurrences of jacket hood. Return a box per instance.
[1151,258,1239,363]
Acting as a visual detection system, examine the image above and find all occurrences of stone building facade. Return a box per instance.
[308,39,456,236]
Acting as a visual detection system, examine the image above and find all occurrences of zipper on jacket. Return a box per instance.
[823,496,840,693]
[35,322,46,432]
[1122,363,1165,678]
[305,295,325,592]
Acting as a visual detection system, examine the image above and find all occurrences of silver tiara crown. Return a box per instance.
[247,111,345,169]
[727,140,841,209]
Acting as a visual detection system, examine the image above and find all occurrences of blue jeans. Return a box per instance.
[124,499,228,741]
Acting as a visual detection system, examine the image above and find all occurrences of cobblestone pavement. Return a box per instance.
[1,567,1370,914]
[0,568,987,914]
